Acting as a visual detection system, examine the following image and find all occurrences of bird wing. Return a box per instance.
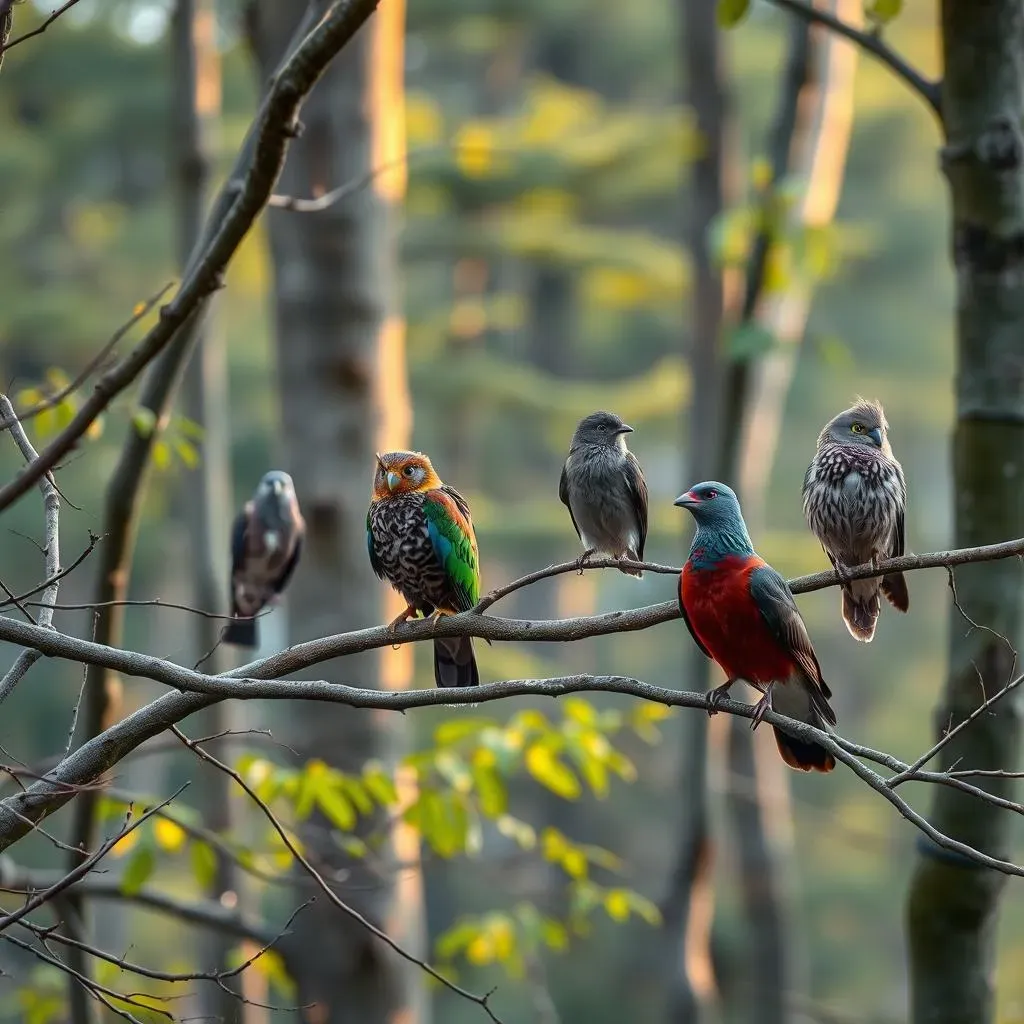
[229,509,249,613]
[558,460,582,543]
[366,509,386,581]
[676,574,712,659]
[422,486,481,611]
[273,534,303,595]
[748,565,836,719]
[890,463,907,559]
[623,451,649,559]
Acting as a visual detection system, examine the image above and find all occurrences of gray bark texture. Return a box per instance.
[906,4,1024,1023]
[248,2,417,1021]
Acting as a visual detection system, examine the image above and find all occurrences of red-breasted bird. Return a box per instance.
[802,398,908,642]
[225,470,305,648]
[367,451,481,688]
[675,481,837,773]
[558,411,649,578]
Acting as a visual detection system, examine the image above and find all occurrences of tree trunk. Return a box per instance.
[172,2,256,1020]
[662,2,738,1019]
[247,2,424,1022]
[906,4,1024,1022]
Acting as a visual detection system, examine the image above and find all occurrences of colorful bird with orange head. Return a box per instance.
[366,450,482,689]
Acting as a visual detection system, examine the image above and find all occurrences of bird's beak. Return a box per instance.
[616,424,634,435]
[868,427,884,448]
[674,490,699,509]
[386,471,401,492]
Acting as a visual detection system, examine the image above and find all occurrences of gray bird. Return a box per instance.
[559,410,649,578]
[802,399,908,642]
[224,470,306,648]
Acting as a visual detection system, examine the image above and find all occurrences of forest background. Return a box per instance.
[0,1,1017,1023]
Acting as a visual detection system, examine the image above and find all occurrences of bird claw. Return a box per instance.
[705,678,737,718]
[576,548,597,575]
[750,686,774,731]
[387,605,418,633]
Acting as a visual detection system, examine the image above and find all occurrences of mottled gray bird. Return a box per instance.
[224,470,306,648]
[559,410,649,578]
[802,399,908,642]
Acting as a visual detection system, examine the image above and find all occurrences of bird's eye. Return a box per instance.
[403,466,415,477]
[850,423,864,433]
[706,489,718,499]
[598,424,607,432]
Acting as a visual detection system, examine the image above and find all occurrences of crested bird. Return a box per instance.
[802,398,908,642]
[366,450,482,688]
[225,470,305,648]
[675,481,837,773]
[558,410,649,578]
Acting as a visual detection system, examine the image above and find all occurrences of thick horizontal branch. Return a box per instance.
[765,0,941,115]
[0,0,381,515]
[0,539,1020,854]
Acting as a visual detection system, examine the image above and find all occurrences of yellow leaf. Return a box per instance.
[717,0,750,27]
[405,91,444,146]
[604,889,630,922]
[750,155,773,192]
[153,818,187,853]
[490,918,515,961]
[133,301,147,316]
[465,933,494,965]
[85,415,104,440]
[525,743,581,800]
[454,121,497,178]
[563,698,597,727]
[562,848,587,879]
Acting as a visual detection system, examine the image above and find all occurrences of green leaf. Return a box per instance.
[318,784,357,832]
[190,840,218,889]
[294,762,321,820]
[176,415,206,440]
[867,0,902,23]
[172,437,200,469]
[716,0,750,27]
[152,439,172,471]
[496,814,536,850]
[433,716,496,746]
[626,890,663,927]
[436,919,480,960]
[525,743,581,800]
[471,761,507,817]
[362,761,399,806]
[726,322,776,361]
[55,398,75,430]
[542,918,568,951]
[132,407,157,438]
[340,775,375,816]
[120,845,155,896]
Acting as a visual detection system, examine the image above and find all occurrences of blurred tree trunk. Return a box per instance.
[662,2,738,1020]
[172,2,258,1020]
[906,4,1024,1022]
[716,6,859,1022]
[248,2,426,1022]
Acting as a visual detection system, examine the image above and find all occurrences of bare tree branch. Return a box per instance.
[764,0,941,113]
[0,393,62,704]
[0,0,84,56]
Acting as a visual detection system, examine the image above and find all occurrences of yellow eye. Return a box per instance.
[850,423,864,433]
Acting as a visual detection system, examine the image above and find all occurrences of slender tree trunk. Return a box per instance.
[171,2,258,1020]
[907,4,1024,1022]
[662,3,738,1019]
[714,7,859,1022]
[248,2,424,1021]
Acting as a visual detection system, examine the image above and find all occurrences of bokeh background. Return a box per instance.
[0,1,1016,1023]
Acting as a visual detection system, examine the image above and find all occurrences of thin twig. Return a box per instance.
[765,0,941,114]
[0,0,82,55]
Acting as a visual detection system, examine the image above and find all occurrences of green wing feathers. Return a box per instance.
[423,486,481,611]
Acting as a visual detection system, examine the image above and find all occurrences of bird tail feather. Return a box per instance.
[770,675,836,774]
[224,616,258,648]
[841,580,880,643]
[433,636,479,688]
[881,571,909,613]
[618,548,643,580]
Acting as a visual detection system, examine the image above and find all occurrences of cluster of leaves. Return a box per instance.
[96,699,672,987]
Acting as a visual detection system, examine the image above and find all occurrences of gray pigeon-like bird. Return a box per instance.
[802,399,908,642]
[559,410,649,578]
[224,470,306,648]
